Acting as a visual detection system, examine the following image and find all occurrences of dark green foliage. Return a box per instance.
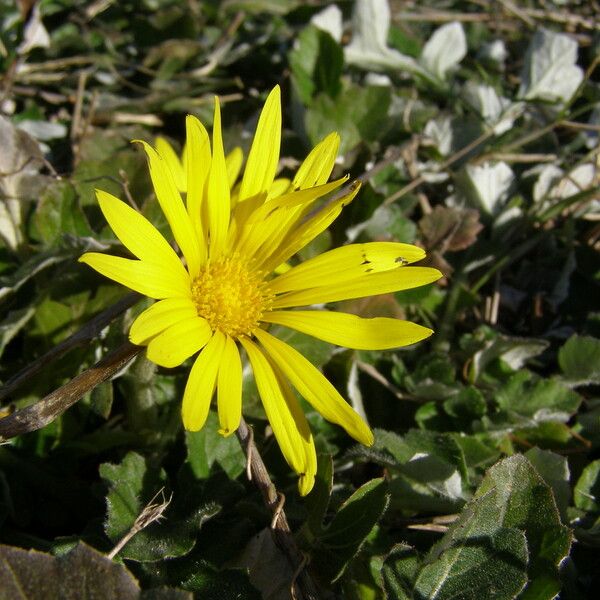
[1,0,599,598]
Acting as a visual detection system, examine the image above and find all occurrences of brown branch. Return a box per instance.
[497,0,536,27]
[393,7,598,31]
[0,293,139,403]
[236,418,321,600]
[355,143,409,186]
[0,342,141,441]
[384,130,496,206]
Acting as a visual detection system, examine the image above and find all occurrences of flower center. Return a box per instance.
[191,256,272,337]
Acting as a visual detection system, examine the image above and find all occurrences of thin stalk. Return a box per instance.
[0,342,141,440]
[0,293,139,403]
[236,417,321,600]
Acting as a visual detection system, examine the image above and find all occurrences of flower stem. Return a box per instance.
[236,417,321,600]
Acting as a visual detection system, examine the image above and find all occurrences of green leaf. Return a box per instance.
[525,447,570,521]
[443,387,487,422]
[32,298,72,338]
[302,453,333,540]
[118,356,161,431]
[305,85,391,154]
[289,26,343,104]
[364,204,417,243]
[233,528,295,600]
[0,251,67,302]
[495,370,581,424]
[305,93,360,155]
[222,0,298,15]
[415,355,457,385]
[0,541,193,599]
[372,429,468,513]
[470,334,549,382]
[90,381,114,419]
[407,455,571,600]
[381,543,421,600]
[0,306,35,359]
[574,459,600,512]
[475,455,571,598]
[415,527,528,599]
[100,451,164,539]
[99,452,220,562]
[185,411,246,480]
[574,516,600,548]
[558,335,600,385]
[313,478,389,583]
[172,558,261,599]
[518,28,583,104]
[513,422,573,446]
[141,589,193,600]
[30,180,92,246]
[452,434,501,471]
[376,429,467,474]
[72,129,150,206]
[0,542,140,599]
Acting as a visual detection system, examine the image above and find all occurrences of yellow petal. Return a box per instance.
[79,253,190,299]
[298,473,315,497]
[293,132,340,190]
[239,86,281,202]
[182,332,226,431]
[253,328,373,446]
[245,176,347,226]
[185,115,211,254]
[129,297,198,345]
[275,364,316,496]
[146,316,212,368]
[269,177,291,198]
[238,176,348,263]
[182,140,189,178]
[138,140,203,279]
[206,97,230,256]
[155,136,186,192]
[259,181,361,274]
[225,147,243,189]
[262,310,433,350]
[239,336,316,489]
[268,242,427,294]
[95,190,185,274]
[272,266,442,309]
[273,262,291,275]
[217,336,242,436]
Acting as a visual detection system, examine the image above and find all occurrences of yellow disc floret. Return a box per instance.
[191,255,272,337]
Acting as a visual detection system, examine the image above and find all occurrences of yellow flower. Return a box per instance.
[154,136,244,196]
[80,87,441,495]
[155,130,291,201]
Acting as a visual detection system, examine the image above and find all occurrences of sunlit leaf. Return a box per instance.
[100,452,220,562]
[559,335,600,386]
[518,29,583,104]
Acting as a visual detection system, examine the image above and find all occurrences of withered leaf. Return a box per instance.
[0,542,192,600]
[419,205,482,253]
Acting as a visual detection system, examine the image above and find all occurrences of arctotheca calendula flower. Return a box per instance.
[80,86,442,495]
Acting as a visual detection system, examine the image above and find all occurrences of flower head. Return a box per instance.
[80,87,441,495]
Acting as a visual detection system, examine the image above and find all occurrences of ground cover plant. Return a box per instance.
[0,0,599,598]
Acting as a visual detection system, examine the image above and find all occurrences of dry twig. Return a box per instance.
[0,293,139,404]
[107,487,173,560]
[236,418,321,600]
[0,342,141,441]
